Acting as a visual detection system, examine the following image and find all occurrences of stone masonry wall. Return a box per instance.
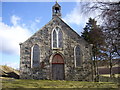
[20,16,93,81]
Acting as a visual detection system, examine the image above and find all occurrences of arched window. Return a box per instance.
[31,44,40,68]
[75,45,81,67]
[52,27,63,48]
[53,30,57,48]
[58,29,63,48]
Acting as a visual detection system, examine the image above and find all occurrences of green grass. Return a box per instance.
[1,78,119,88]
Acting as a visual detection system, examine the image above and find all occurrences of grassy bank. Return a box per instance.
[1,77,119,88]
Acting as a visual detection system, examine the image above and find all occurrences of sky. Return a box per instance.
[1,0,113,69]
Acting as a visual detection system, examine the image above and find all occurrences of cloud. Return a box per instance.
[0,15,32,55]
[28,17,41,33]
[11,15,21,26]
[63,2,90,27]
[63,2,102,29]
[0,17,2,22]
[0,15,42,55]
[0,15,41,69]
[35,17,41,23]
[63,3,90,34]
[63,4,82,25]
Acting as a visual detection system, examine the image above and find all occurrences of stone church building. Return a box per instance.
[20,2,93,81]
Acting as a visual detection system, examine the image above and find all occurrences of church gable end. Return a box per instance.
[20,2,93,81]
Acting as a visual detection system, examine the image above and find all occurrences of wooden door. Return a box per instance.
[52,54,65,80]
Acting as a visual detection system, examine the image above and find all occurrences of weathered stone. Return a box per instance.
[20,2,93,81]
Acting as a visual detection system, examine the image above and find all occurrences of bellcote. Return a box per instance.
[52,2,61,18]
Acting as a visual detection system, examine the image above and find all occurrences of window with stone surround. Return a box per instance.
[74,45,81,67]
[58,29,63,48]
[52,27,63,48]
[53,30,57,47]
[31,44,40,68]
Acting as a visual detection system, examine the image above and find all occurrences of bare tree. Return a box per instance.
[80,1,120,78]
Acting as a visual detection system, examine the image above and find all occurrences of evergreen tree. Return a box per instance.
[81,18,105,81]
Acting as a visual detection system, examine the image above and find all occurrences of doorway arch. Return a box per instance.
[52,54,65,80]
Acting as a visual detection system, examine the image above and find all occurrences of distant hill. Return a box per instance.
[97,59,120,75]
[0,65,19,79]
[98,67,120,75]
[97,59,120,67]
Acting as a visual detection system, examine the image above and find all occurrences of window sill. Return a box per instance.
[75,66,82,69]
[52,48,62,50]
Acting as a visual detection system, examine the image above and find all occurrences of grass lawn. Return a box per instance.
[1,77,119,88]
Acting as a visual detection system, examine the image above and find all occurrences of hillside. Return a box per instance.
[0,65,19,79]
[97,59,120,75]
[97,59,120,67]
